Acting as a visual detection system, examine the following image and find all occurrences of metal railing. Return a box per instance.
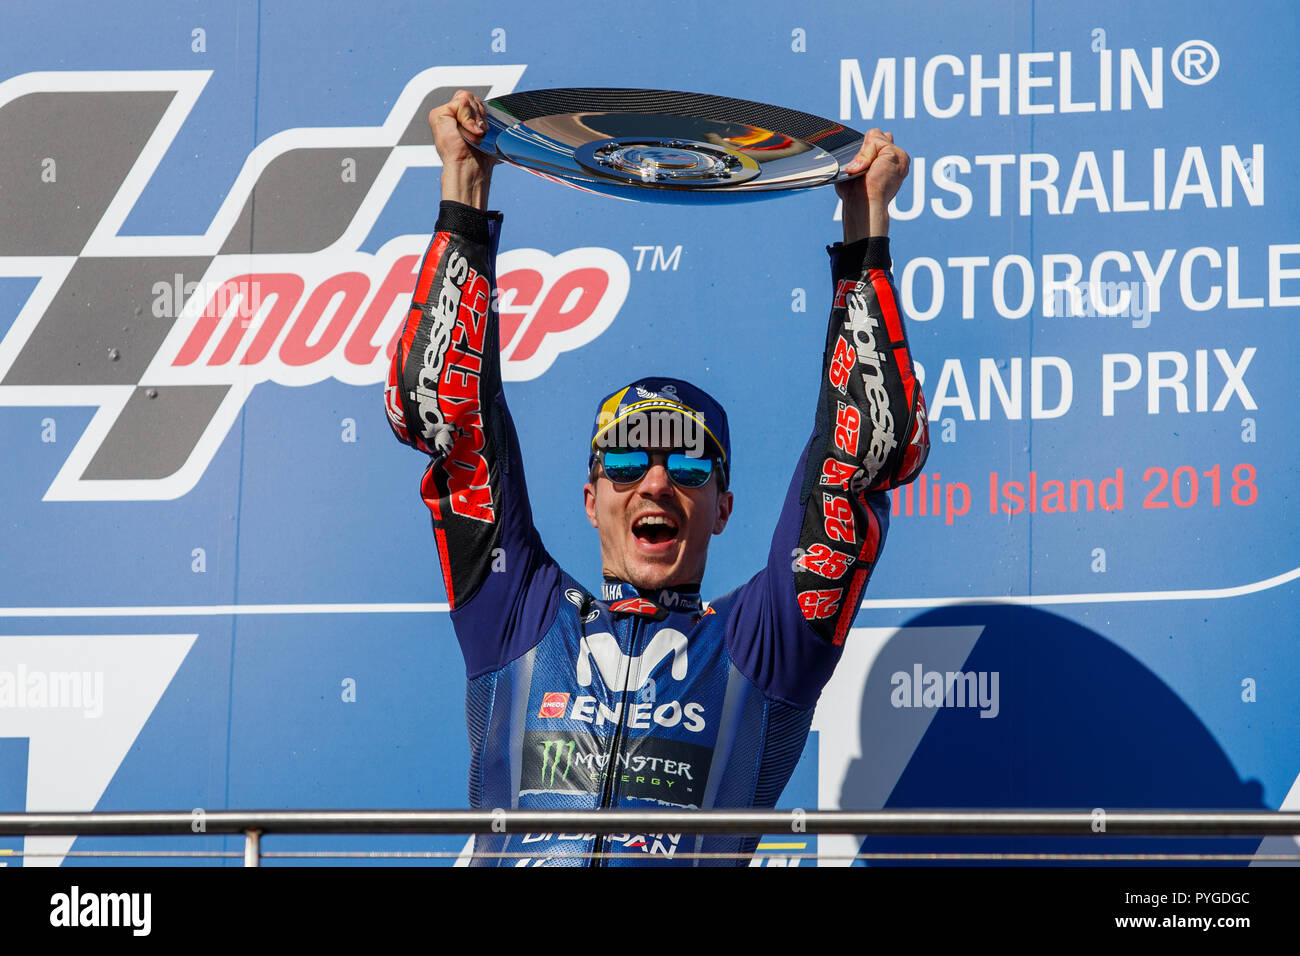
[4,809,1300,866]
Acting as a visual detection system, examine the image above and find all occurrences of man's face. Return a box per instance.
[584,449,733,591]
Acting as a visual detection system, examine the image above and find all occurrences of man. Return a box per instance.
[386,91,929,866]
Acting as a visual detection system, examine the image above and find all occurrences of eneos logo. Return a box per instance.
[0,66,630,501]
[537,692,570,718]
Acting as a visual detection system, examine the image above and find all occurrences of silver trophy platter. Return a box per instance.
[464,88,865,203]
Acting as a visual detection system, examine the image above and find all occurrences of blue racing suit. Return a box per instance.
[386,200,929,865]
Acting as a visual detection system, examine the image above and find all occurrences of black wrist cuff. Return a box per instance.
[830,235,891,271]
[436,200,498,243]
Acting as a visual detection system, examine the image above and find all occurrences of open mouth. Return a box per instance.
[632,514,680,546]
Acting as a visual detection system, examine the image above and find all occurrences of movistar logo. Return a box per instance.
[576,630,689,691]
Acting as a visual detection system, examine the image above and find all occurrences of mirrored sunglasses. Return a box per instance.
[600,449,715,489]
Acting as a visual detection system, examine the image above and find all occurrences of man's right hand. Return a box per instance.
[430,90,499,210]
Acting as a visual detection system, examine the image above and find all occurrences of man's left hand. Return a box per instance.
[836,129,910,242]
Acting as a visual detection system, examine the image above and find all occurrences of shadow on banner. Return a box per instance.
[843,604,1267,866]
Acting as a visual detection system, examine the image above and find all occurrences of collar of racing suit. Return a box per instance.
[599,577,702,616]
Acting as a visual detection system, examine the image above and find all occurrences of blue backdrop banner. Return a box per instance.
[0,0,1296,866]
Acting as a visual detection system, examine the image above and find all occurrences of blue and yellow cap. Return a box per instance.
[589,377,730,488]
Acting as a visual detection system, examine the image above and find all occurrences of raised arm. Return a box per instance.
[385,92,560,674]
[817,126,929,494]
[386,90,498,463]
[722,129,929,707]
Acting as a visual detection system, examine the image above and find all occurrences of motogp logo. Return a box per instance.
[0,66,629,501]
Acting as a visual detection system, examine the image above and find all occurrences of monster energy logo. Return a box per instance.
[521,731,712,805]
[538,739,577,787]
